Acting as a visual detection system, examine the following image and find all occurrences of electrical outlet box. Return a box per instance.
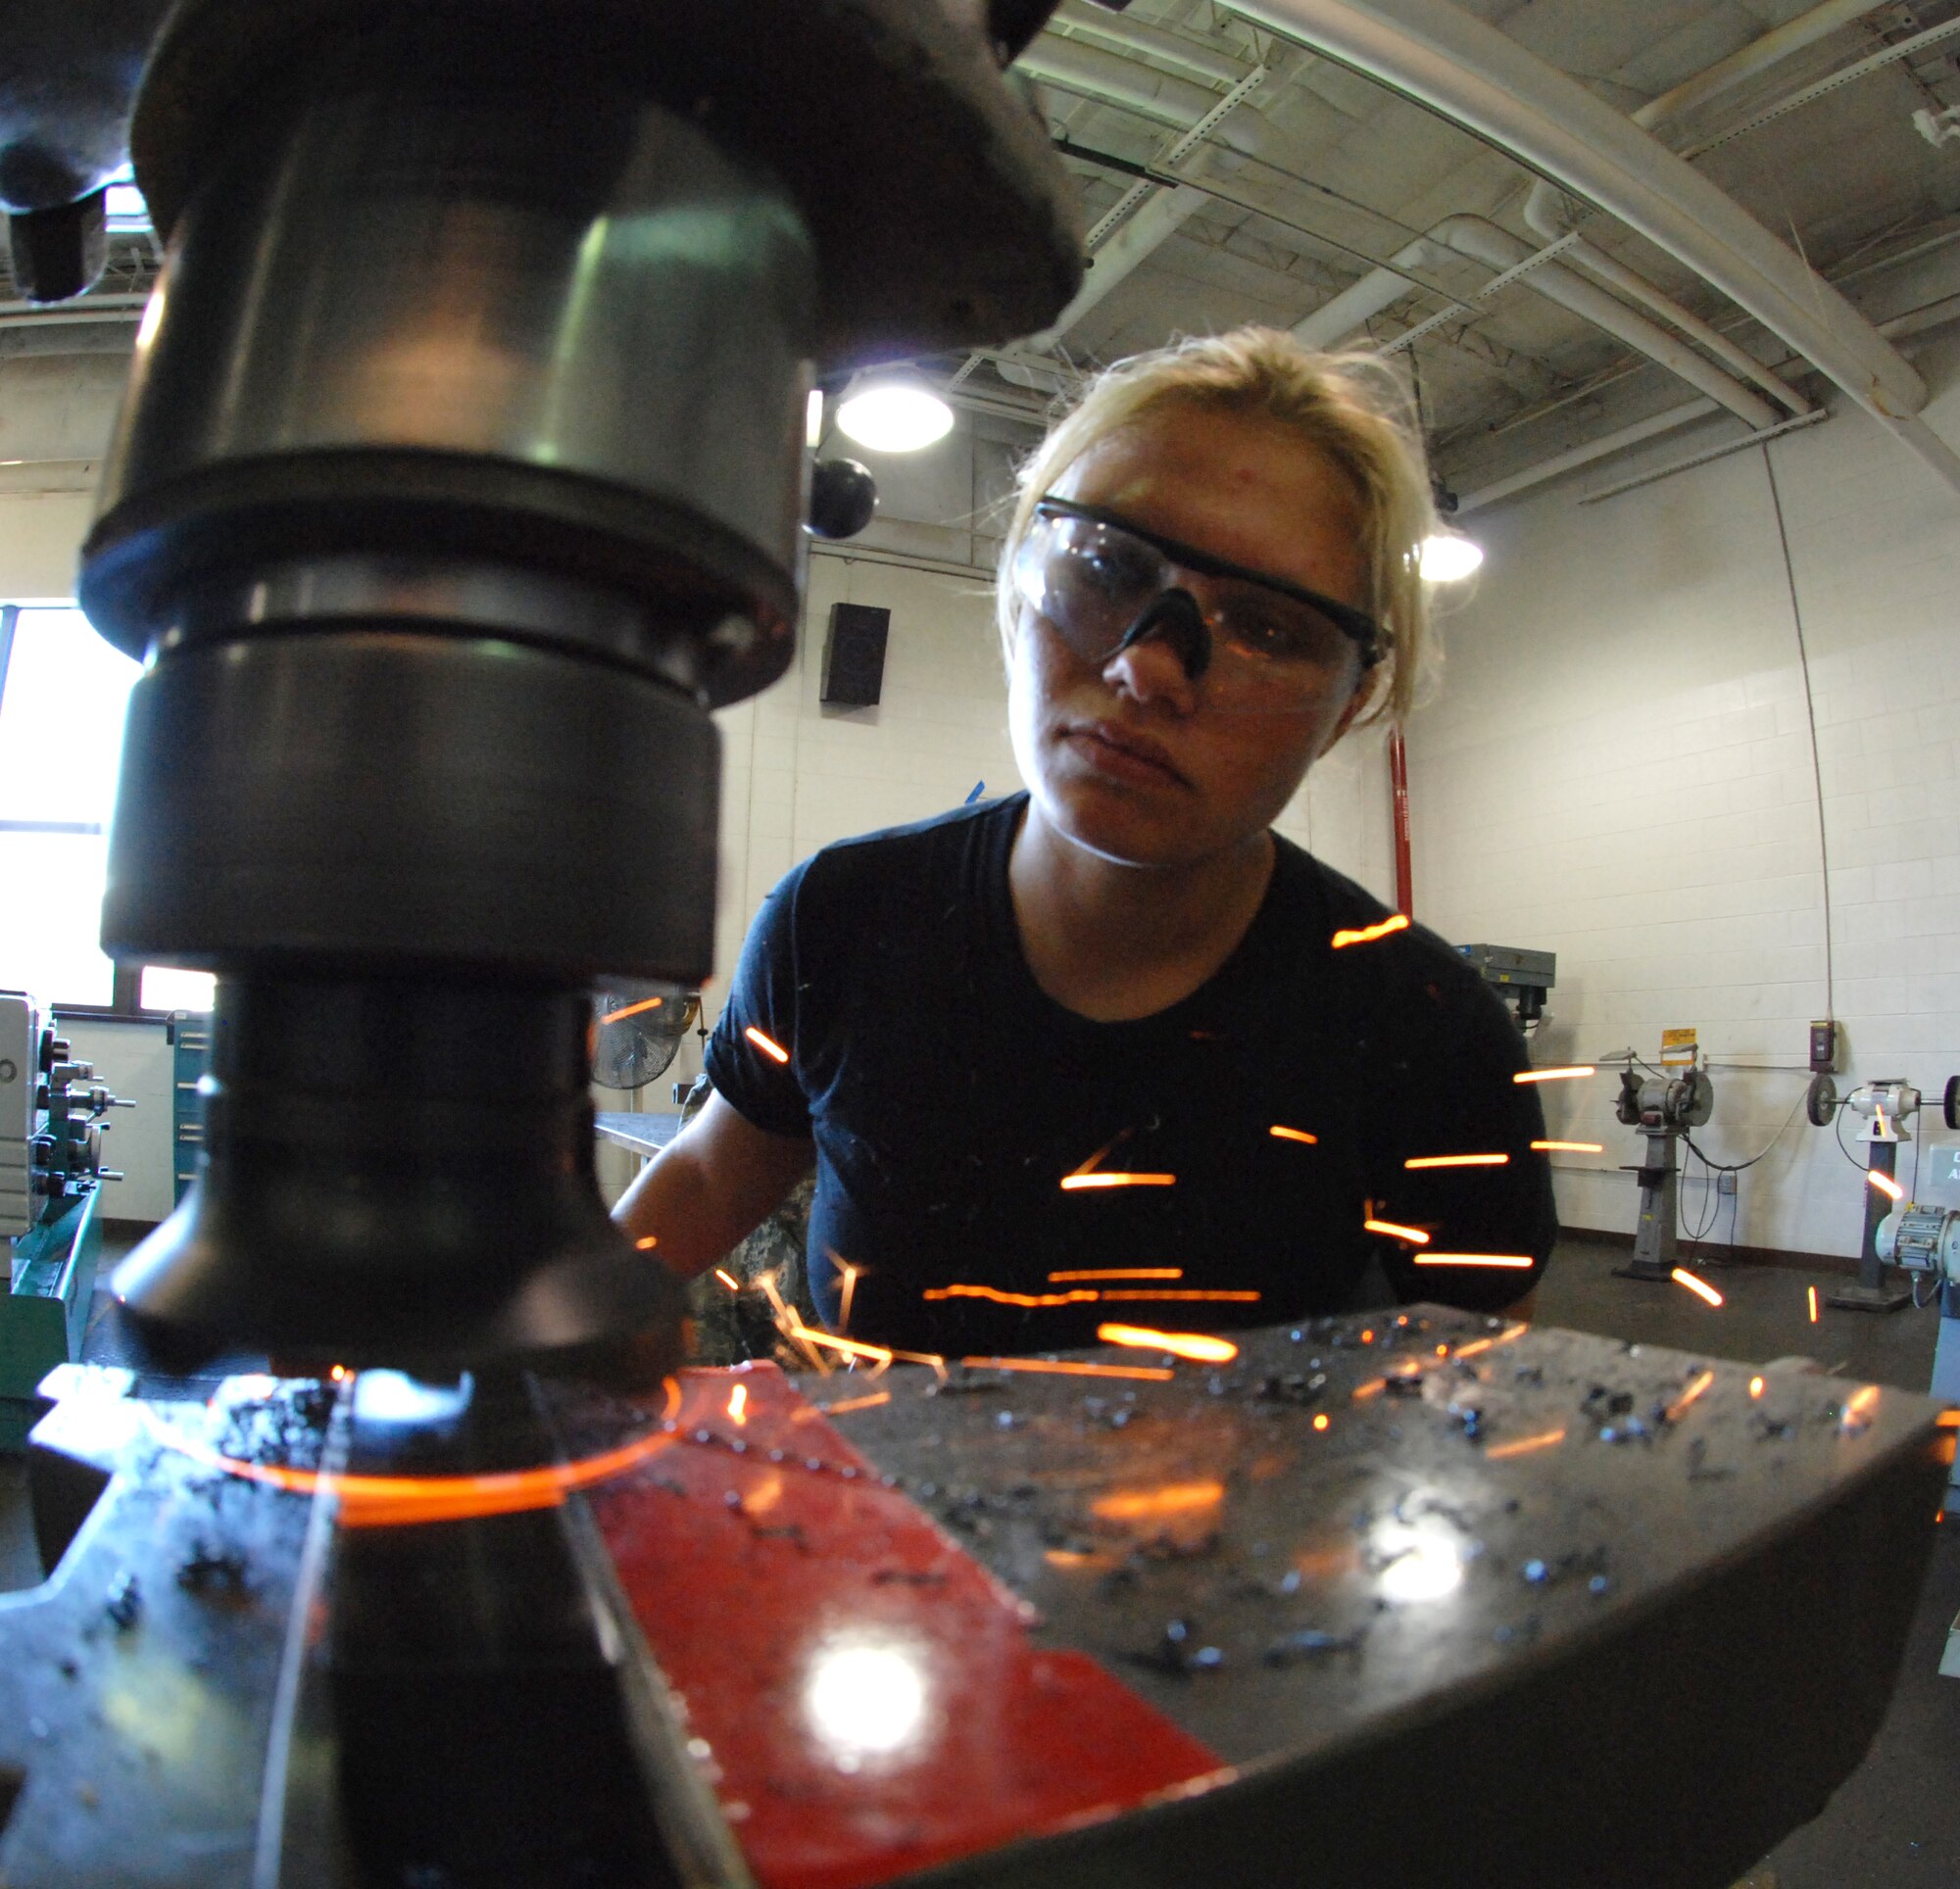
[1809,1019,1838,1073]
[1716,1171,1738,1196]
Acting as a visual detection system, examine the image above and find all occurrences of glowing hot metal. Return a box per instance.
[1412,1252,1534,1269]
[1514,1066,1595,1084]
[960,1356,1174,1382]
[1364,1218,1432,1243]
[1867,1169,1904,1202]
[598,995,665,1025]
[1269,1125,1319,1145]
[1096,1324,1238,1364]
[1331,913,1409,949]
[745,1026,791,1064]
[1049,1268,1184,1283]
[1404,1153,1508,1170]
[1060,1173,1176,1191]
[1671,1268,1724,1308]
[1532,1140,1604,1153]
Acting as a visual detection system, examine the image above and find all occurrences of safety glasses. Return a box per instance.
[1011,497,1383,712]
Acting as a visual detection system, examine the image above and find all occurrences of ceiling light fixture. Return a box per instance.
[1419,533,1484,582]
[835,370,955,454]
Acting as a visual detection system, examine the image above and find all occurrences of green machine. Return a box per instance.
[2,992,126,1448]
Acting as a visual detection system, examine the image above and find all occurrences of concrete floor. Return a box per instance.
[2,1230,1955,1884]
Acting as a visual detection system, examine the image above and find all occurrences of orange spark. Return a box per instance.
[1361,1330,1374,1343]
[1842,1384,1881,1427]
[1098,1288,1261,1303]
[714,1268,741,1292]
[1414,1252,1535,1269]
[634,1234,660,1251]
[1044,1548,1111,1570]
[1312,1413,1330,1430]
[1867,1169,1904,1202]
[598,995,664,1025]
[817,1391,892,1418]
[1097,1324,1238,1365]
[727,1383,748,1426]
[1350,1377,1387,1400]
[150,1391,684,1529]
[783,1311,895,1375]
[959,1356,1174,1382]
[744,1026,790,1064]
[830,1251,861,1333]
[1807,1285,1820,1324]
[1665,1368,1716,1422]
[1091,1479,1225,1521]
[1513,1066,1595,1084]
[1452,1337,1494,1360]
[1269,1125,1320,1145]
[1937,1410,1960,1429]
[1404,1153,1510,1170]
[759,1274,829,1373]
[1049,1268,1185,1283]
[1671,1268,1724,1308]
[1060,1172,1177,1190]
[1749,1376,1765,1399]
[1532,1140,1605,1153]
[1331,913,1410,949]
[328,1364,349,1382]
[1485,1427,1567,1461]
[922,1284,1101,1308]
[1364,1218,1432,1244]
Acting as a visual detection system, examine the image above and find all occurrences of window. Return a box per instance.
[0,604,141,1007]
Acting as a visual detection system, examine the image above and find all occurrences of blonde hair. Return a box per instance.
[996,327,1440,726]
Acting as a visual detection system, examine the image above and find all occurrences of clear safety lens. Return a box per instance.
[1013,511,1361,709]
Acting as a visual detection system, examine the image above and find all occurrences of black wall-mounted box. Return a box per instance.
[821,603,891,707]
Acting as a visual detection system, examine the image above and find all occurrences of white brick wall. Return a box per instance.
[1414,333,1960,1260]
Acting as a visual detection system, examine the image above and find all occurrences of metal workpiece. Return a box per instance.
[1,1315,1946,1888]
[831,1316,1947,1889]
[112,977,689,1376]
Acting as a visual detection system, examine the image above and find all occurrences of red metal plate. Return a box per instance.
[590,1364,1225,1888]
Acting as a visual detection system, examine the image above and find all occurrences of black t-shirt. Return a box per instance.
[705,793,1556,1354]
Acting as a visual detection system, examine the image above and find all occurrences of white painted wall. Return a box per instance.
[1411,333,1960,1260]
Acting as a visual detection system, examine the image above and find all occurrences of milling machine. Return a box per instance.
[0,5,1951,1887]
[1,992,126,1448]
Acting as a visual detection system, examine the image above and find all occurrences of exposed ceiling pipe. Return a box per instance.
[1519,224,1813,415]
[1456,291,1960,513]
[1220,0,1960,496]
[1019,35,1274,160]
[1018,181,1214,348]
[1294,216,1780,429]
[1047,0,1250,87]
[1512,1,1883,416]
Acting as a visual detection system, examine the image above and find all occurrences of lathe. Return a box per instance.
[0,4,1948,1885]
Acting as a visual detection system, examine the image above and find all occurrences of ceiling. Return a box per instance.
[936,0,1960,502]
[6,1,1960,509]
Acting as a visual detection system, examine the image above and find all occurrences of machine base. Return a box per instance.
[1827,1282,1913,1313]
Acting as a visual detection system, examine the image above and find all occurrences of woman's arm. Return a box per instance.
[612,1091,815,1279]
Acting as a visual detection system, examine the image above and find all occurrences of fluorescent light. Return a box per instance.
[1420,533,1484,582]
[835,373,955,454]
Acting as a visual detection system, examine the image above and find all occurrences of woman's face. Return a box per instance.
[1006,403,1373,872]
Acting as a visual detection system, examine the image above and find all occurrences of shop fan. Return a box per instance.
[591,981,698,1090]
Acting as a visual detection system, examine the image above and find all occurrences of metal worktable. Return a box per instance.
[0,1308,1946,1888]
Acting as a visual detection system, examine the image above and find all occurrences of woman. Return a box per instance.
[616,327,1555,1354]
